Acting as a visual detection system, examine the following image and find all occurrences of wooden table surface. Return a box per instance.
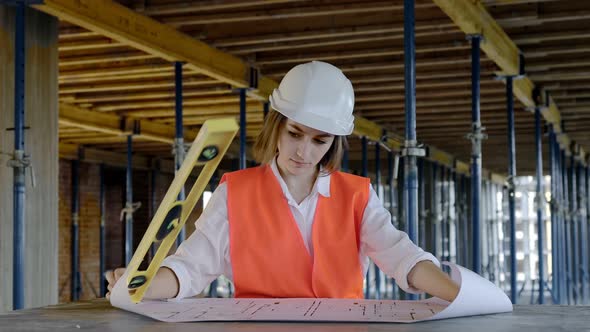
[1,299,588,332]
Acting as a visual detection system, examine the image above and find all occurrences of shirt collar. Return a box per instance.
[269,157,331,198]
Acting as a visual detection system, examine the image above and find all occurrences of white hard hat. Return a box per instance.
[269,61,355,136]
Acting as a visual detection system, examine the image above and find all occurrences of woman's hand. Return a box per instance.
[104,267,126,300]
[407,260,460,302]
[105,267,180,300]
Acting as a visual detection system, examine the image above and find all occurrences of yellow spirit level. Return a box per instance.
[124,118,238,303]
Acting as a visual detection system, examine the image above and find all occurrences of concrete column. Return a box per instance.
[0,5,59,311]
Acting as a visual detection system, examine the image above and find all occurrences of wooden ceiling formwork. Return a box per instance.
[30,0,590,177]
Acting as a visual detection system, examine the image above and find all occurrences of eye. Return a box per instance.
[288,131,301,138]
[313,139,328,145]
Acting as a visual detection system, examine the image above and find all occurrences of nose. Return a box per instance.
[296,139,312,159]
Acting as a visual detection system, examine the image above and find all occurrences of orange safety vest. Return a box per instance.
[222,165,370,298]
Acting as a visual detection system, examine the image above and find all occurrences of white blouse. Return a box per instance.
[162,159,438,299]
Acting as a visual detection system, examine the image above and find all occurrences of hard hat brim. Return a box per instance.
[270,90,354,136]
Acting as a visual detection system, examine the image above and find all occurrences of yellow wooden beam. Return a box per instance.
[59,102,198,144]
[455,160,470,175]
[59,102,123,136]
[59,142,151,169]
[41,0,504,177]
[428,147,455,169]
[433,0,571,148]
[33,0,271,100]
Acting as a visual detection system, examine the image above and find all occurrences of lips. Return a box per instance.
[290,158,309,166]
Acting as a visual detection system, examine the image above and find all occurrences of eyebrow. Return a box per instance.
[289,124,333,138]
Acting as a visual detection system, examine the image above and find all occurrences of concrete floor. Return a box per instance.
[0,299,588,332]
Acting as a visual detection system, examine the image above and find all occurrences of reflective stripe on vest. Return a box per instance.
[222,165,369,298]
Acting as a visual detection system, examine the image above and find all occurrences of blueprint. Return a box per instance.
[110,263,513,323]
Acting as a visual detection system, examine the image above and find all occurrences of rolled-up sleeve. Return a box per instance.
[160,183,232,299]
[360,185,440,294]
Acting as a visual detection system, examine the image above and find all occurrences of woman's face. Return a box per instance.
[276,119,335,177]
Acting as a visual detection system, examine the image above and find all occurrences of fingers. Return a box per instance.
[104,270,115,284]
[104,267,127,298]
[114,267,126,280]
[106,292,110,300]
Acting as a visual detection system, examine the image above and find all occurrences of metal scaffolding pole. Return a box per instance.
[99,164,106,297]
[418,158,426,249]
[468,34,484,275]
[431,163,439,259]
[572,154,580,305]
[174,61,186,246]
[71,160,81,301]
[570,154,579,305]
[578,162,589,305]
[460,174,468,266]
[548,129,559,304]
[534,107,545,304]
[263,101,269,121]
[586,164,590,305]
[446,169,453,262]
[506,76,518,303]
[207,173,220,298]
[149,168,157,260]
[374,141,382,299]
[441,167,448,262]
[402,3,424,297]
[388,151,399,300]
[12,2,26,310]
[556,146,567,304]
[562,149,572,304]
[125,135,134,265]
[453,171,459,264]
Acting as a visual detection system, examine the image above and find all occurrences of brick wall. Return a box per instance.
[58,160,102,302]
[58,160,207,303]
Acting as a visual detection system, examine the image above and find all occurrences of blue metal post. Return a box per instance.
[99,164,106,297]
[469,34,483,275]
[432,163,439,259]
[578,162,589,305]
[125,136,134,265]
[403,3,419,304]
[571,154,580,304]
[558,141,566,304]
[452,170,458,264]
[71,160,81,301]
[342,147,349,172]
[361,136,369,298]
[174,62,186,246]
[207,173,220,298]
[388,151,399,299]
[548,129,558,303]
[562,149,572,304]
[556,144,566,304]
[586,164,590,304]
[374,141,382,299]
[506,76,518,303]
[149,168,157,260]
[388,151,396,227]
[441,167,448,262]
[418,158,426,249]
[534,107,545,304]
[263,101,269,121]
[12,3,26,310]
[239,88,247,170]
[460,174,468,266]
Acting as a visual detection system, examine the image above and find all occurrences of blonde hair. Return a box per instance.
[253,110,348,175]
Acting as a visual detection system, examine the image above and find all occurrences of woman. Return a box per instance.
[106,61,459,302]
